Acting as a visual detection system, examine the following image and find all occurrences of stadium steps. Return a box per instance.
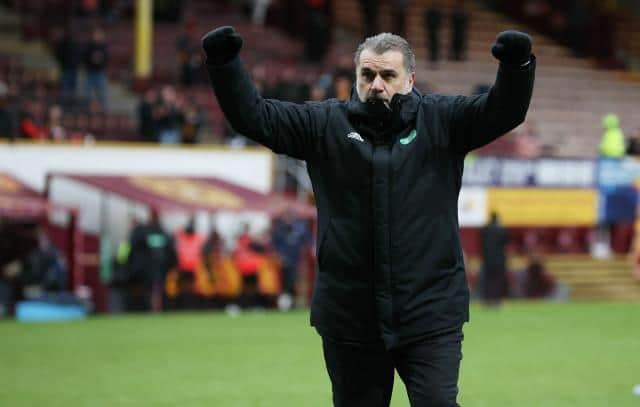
[469,255,640,301]
[0,5,138,118]
[546,257,640,301]
[0,34,53,71]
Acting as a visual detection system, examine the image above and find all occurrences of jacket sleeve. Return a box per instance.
[448,56,536,154]
[205,57,325,161]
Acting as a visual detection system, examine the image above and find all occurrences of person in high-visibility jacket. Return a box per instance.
[599,113,625,158]
[174,217,205,307]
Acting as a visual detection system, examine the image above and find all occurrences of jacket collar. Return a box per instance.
[347,87,421,144]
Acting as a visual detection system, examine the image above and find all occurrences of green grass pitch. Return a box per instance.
[1,302,638,406]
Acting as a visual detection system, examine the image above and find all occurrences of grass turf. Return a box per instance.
[1,302,638,406]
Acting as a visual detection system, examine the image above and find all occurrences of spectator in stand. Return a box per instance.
[566,0,590,58]
[176,22,202,86]
[522,255,555,299]
[271,206,311,310]
[359,0,379,38]
[275,67,309,103]
[547,7,568,44]
[514,121,541,158]
[304,0,330,63]
[591,6,616,66]
[626,127,640,156]
[19,100,47,140]
[77,0,101,18]
[450,0,469,61]
[156,85,184,144]
[137,88,158,142]
[101,0,129,23]
[47,104,67,141]
[83,27,109,110]
[521,0,551,29]
[309,83,327,102]
[54,27,81,103]
[480,212,510,305]
[174,217,205,308]
[333,74,352,102]
[0,81,15,141]
[180,100,202,144]
[153,0,184,22]
[392,0,409,37]
[599,113,625,158]
[328,67,353,101]
[424,1,443,64]
[540,143,557,158]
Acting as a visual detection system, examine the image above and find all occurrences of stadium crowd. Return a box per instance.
[112,208,312,313]
[1,206,569,318]
[489,0,628,67]
[0,207,314,317]
[0,222,68,317]
[1,0,637,153]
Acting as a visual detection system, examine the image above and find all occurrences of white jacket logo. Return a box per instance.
[347,132,364,142]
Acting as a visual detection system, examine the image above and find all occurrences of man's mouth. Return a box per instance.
[367,95,390,109]
[367,93,386,102]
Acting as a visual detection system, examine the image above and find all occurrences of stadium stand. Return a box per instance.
[0,3,138,141]
[2,0,640,305]
[1,0,637,152]
[335,0,640,158]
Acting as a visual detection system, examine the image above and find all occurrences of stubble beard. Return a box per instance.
[366,93,390,109]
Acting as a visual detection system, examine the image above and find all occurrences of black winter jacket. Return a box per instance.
[206,56,535,349]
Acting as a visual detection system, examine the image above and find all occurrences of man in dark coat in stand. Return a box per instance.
[425,1,443,63]
[54,27,81,103]
[83,27,109,109]
[450,0,468,61]
[202,25,535,406]
[359,0,379,38]
[391,0,409,37]
[480,212,510,305]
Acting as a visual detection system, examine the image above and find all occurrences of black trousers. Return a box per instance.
[321,329,463,407]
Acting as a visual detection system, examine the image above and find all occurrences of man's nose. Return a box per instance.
[371,75,384,92]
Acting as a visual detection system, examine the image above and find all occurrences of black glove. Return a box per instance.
[491,30,532,67]
[201,26,243,66]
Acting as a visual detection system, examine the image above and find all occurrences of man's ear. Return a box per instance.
[408,72,416,90]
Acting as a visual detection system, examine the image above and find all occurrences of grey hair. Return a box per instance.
[354,33,416,74]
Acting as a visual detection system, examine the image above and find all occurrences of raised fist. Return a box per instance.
[201,26,243,65]
[491,30,532,67]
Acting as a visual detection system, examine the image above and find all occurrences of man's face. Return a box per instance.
[356,49,415,106]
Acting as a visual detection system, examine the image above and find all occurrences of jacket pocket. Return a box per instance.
[438,216,461,271]
[318,218,365,271]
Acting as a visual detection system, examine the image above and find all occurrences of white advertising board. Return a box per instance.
[0,142,274,193]
[457,187,488,227]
